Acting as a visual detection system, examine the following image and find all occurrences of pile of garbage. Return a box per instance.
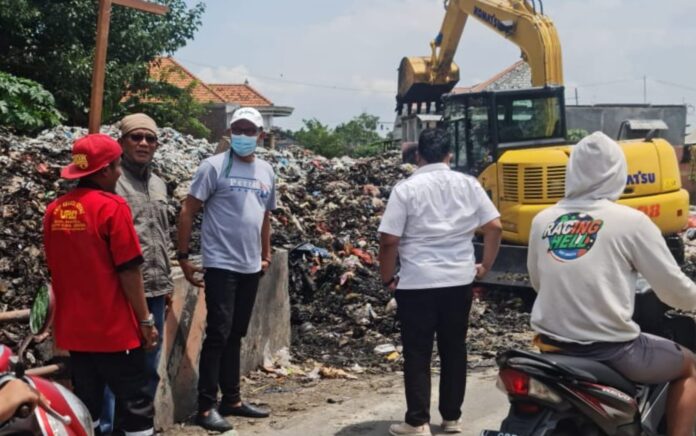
[0,125,536,370]
[0,125,214,356]
[255,146,535,370]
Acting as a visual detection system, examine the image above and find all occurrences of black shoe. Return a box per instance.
[219,402,270,418]
[195,409,234,433]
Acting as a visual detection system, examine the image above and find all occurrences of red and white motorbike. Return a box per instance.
[0,285,93,435]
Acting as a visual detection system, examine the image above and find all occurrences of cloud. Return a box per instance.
[197,65,250,84]
[178,0,696,130]
[349,76,395,95]
[195,65,306,98]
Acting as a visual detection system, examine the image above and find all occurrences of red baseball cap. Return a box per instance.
[61,134,123,179]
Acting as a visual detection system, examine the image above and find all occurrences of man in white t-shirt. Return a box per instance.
[528,131,696,435]
[177,107,274,432]
[378,128,502,436]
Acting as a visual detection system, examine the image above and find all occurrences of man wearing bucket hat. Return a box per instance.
[177,107,274,432]
[117,114,172,394]
[98,113,173,433]
[43,134,158,435]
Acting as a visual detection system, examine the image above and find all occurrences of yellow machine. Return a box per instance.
[397,0,562,113]
[398,0,689,286]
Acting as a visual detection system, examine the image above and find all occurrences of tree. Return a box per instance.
[294,119,346,158]
[0,0,204,126]
[294,113,384,158]
[567,128,589,144]
[334,113,381,150]
[0,72,64,135]
[276,128,296,141]
[120,78,210,139]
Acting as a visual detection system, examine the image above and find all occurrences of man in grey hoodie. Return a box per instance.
[528,131,696,435]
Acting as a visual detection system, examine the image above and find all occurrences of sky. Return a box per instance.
[175,0,696,133]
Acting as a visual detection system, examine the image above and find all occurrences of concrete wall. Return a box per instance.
[567,105,688,146]
[154,250,290,430]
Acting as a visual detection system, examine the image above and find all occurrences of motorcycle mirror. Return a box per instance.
[29,285,54,336]
[16,285,54,370]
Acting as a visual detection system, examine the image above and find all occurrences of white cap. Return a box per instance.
[230,107,263,129]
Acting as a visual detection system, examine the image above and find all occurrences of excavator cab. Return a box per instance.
[443,86,567,175]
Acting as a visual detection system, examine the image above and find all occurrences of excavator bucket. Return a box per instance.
[397,56,460,115]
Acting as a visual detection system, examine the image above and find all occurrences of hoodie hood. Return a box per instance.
[565,131,627,201]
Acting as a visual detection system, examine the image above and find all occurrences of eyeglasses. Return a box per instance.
[230,127,259,136]
[128,133,158,144]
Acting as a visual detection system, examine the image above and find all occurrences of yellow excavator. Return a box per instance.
[398,0,562,112]
[398,0,689,286]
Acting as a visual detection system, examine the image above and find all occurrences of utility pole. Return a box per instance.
[643,75,647,104]
[574,87,579,105]
[88,0,169,133]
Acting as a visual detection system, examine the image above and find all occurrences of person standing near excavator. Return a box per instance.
[379,128,502,436]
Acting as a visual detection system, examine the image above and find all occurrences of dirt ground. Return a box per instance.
[164,368,507,436]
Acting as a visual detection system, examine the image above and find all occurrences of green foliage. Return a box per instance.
[567,128,589,144]
[294,118,345,158]
[121,79,210,139]
[294,113,384,158]
[0,71,64,134]
[334,113,382,149]
[276,128,296,141]
[0,0,204,126]
[352,141,386,158]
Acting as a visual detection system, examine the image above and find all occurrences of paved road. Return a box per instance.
[229,370,508,436]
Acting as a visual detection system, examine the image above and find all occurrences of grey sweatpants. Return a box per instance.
[552,333,685,385]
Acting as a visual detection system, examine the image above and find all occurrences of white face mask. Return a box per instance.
[230,134,258,156]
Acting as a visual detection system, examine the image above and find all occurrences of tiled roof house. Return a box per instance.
[150,57,293,140]
[209,84,273,107]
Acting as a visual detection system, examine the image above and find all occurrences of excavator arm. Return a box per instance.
[397,0,563,113]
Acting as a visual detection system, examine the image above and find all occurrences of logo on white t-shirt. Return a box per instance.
[542,212,604,262]
[229,177,270,199]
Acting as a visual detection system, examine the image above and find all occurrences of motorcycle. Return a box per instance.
[481,288,696,436]
[0,285,94,435]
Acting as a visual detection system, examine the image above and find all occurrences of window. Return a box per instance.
[496,95,562,145]
[445,96,492,175]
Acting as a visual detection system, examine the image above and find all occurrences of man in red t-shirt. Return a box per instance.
[43,134,159,435]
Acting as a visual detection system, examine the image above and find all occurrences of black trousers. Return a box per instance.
[198,268,260,412]
[395,285,473,426]
[70,348,154,435]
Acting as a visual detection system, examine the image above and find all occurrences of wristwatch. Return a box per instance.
[176,252,190,260]
[140,313,155,327]
[262,256,272,265]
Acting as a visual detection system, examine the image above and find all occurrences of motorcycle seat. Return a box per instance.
[501,350,637,396]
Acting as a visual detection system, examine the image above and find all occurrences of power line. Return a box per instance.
[567,76,696,93]
[177,57,396,95]
[570,78,641,89]
[565,75,696,106]
[651,79,696,94]
[180,56,696,100]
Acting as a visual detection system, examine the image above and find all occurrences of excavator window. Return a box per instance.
[496,94,563,144]
[446,95,493,175]
[444,86,567,174]
[467,100,493,175]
